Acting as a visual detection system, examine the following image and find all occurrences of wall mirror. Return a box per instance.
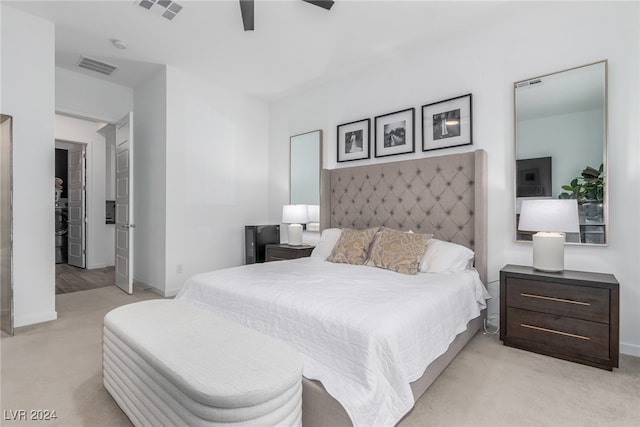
[514,60,607,245]
[290,130,322,208]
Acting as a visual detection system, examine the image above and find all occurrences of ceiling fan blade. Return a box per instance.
[301,0,334,11]
[239,0,254,31]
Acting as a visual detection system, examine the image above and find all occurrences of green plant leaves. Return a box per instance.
[558,163,604,202]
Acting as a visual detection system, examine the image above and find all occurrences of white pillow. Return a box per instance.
[419,239,475,273]
[310,228,343,259]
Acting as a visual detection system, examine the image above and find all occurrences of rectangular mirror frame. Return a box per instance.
[514,60,608,246]
[290,130,322,206]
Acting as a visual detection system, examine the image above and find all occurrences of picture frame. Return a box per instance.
[422,93,472,152]
[337,118,370,162]
[374,108,415,158]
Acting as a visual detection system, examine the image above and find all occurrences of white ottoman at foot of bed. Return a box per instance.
[103,300,302,427]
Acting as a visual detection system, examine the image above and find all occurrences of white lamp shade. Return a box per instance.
[282,204,309,224]
[518,199,579,233]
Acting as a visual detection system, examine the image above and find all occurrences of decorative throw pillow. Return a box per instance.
[365,227,385,260]
[366,227,432,275]
[419,239,475,273]
[326,227,379,265]
[310,228,343,259]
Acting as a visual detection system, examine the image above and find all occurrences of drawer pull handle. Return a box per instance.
[521,293,590,306]
[520,323,590,341]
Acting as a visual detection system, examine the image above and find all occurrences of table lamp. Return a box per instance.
[518,199,579,272]
[282,204,308,246]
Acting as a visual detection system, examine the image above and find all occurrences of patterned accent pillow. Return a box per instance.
[366,227,432,275]
[326,227,379,265]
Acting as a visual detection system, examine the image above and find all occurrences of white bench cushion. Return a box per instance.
[103,299,302,424]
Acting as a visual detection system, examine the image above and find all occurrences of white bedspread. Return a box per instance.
[176,258,489,427]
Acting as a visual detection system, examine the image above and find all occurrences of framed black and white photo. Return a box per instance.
[422,93,472,152]
[337,118,370,162]
[374,108,415,158]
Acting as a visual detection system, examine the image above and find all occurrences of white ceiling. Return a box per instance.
[7,0,514,101]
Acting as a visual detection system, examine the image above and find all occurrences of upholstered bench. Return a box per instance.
[103,300,302,426]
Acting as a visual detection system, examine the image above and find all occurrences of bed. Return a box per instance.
[176,149,488,427]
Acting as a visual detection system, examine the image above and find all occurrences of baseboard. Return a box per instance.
[620,342,640,357]
[131,280,178,298]
[86,263,114,270]
[163,288,180,298]
[132,279,158,293]
[14,310,58,328]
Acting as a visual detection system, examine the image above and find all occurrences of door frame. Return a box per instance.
[55,111,118,271]
[53,110,134,300]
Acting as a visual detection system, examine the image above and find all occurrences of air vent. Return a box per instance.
[136,0,183,21]
[77,56,118,76]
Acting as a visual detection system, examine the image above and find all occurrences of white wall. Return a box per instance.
[56,67,133,123]
[163,66,270,296]
[133,67,167,293]
[1,5,57,327]
[104,125,116,201]
[55,114,114,269]
[268,2,640,355]
[132,66,270,297]
[103,124,116,266]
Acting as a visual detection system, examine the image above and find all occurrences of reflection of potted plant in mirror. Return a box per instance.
[559,164,604,223]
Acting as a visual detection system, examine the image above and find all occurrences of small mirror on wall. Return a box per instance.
[290,130,322,232]
[290,130,322,206]
[514,61,607,245]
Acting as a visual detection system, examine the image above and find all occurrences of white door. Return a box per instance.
[67,144,86,268]
[115,113,134,294]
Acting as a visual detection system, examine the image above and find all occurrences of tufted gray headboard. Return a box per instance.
[320,150,487,284]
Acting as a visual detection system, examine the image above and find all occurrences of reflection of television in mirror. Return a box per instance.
[517,157,552,197]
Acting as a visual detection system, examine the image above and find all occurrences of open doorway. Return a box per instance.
[54,114,117,294]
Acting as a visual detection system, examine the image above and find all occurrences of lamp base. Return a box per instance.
[288,223,303,246]
[532,232,565,272]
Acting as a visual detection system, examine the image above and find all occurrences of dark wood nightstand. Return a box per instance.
[500,264,619,370]
[265,244,314,262]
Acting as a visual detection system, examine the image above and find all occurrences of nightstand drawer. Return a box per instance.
[505,278,610,323]
[265,244,314,262]
[506,307,610,360]
[267,247,296,261]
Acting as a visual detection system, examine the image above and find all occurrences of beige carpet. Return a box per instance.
[1,286,639,427]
